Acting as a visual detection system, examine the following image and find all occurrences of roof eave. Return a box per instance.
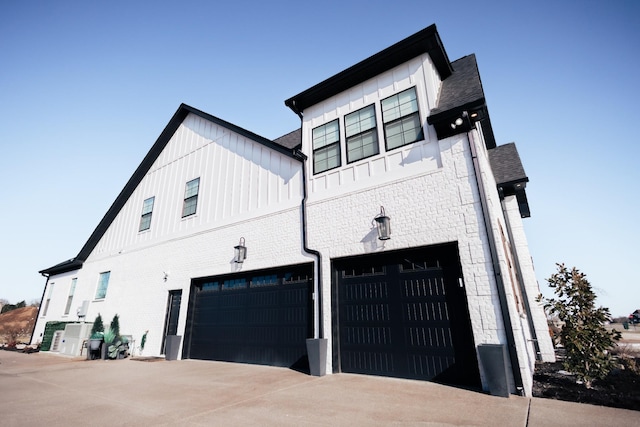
[285,24,452,115]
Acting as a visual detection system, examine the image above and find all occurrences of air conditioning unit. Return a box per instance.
[59,323,92,356]
[76,300,89,319]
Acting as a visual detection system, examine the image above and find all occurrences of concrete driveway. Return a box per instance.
[0,351,637,426]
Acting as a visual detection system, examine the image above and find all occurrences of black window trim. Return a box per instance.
[381,86,425,152]
[345,103,380,165]
[312,119,342,175]
[182,177,200,218]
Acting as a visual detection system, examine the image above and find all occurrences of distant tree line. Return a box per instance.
[1,300,27,314]
[0,299,40,314]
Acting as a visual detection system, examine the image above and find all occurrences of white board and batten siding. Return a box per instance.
[303,54,443,200]
[90,113,303,260]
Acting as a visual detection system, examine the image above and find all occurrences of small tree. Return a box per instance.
[539,263,621,388]
[90,314,104,338]
[110,314,120,338]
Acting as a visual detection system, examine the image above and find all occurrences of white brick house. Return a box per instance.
[32,24,553,396]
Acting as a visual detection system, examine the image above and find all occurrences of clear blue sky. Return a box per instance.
[1,0,638,317]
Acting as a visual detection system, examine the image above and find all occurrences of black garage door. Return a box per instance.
[183,264,313,368]
[332,243,480,388]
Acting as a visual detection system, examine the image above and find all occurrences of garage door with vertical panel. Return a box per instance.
[333,243,480,388]
[183,264,313,369]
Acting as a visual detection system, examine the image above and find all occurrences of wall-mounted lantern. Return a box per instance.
[234,237,247,263]
[374,206,391,240]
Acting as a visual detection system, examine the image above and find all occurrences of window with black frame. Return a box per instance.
[182,178,200,217]
[312,119,341,174]
[345,104,379,163]
[139,196,155,231]
[381,87,424,150]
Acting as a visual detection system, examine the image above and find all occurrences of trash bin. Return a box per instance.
[165,335,182,361]
[306,338,328,377]
[478,344,510,397]
[623,322,629,330]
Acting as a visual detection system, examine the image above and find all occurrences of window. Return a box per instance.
[139,197,155,231]
[312,120,341,174]
[382,87,423,150]
[42,283,54,316]
[95,271,110,300]
[64,278,77,315]
[182,178,200,217]
[345,104,379,163]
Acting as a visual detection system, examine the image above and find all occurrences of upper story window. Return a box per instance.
[182,178,200,217]
[312,120,341,174]
[42,283,54,316]
[95,271,110,300]
[139,197,155,231]
[64,278,77,315]
[345,104,379,163]
[381,87,423,150]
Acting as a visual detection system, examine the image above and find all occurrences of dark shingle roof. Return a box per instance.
[427,54,496,148]
[488,143,531,218]
[273,128,301,150]
[430,54,484,116]
[488,143,528,186]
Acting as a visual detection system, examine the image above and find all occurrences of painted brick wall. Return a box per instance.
[33,206,311,358]
[306,130,514,388]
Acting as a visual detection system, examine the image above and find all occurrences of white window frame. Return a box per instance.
[95,271,111,300]
[64,278,77,315]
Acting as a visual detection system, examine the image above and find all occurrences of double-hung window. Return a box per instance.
[312,120,340,174]
[182,178,200,217]
[95,271,110,300]
[345,104,379,163]
[64,278,77,315]
[139,197,155,231]
[381,87,423,150]
[42,283,54,316]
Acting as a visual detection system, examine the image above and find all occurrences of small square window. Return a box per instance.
[182,178,200,217]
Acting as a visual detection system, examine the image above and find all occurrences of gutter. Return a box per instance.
[291,104,323,340]
[467,128,525,395]
[30,273,49,344]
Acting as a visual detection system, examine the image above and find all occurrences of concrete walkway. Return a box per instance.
[0,351,637,426]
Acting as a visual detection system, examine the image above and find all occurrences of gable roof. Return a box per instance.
[488,143,531,218]
[40,104,300,276]
[284,24,452,115]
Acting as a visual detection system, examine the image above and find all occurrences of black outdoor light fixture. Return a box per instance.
[374,206,391,240]
[234,237,247,263]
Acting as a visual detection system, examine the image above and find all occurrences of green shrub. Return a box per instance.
[539,263,621,388]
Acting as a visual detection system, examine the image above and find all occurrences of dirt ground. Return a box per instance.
[532,323,640,412]
[0,306,37,344]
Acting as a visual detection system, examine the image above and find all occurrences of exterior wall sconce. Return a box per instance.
[374,206,391,240]
[450,111,469,129]
[234,237,247,263]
